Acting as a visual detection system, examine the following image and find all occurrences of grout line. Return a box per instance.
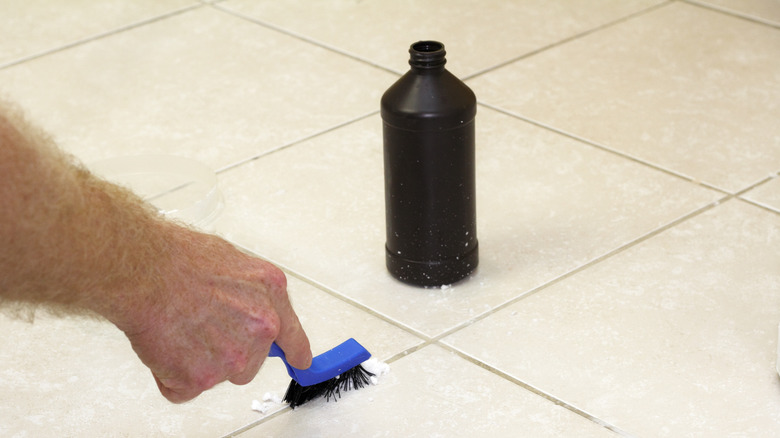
[224,340,437,437]
[226,342,434,437]
[223,406,292,438]
[462,0,675,81]
[226,243,431,434]
[214,110,379,174]
[383,339,435,365]
[735,173,780,216]
[733,173,777,197]
[430,194,731,344]
[477,102,731,195]
[436,342,640,438]
[736,196,780,217]
[0,3,203,71]
[228,240,433,344]
[425,196,730,434]
[682,0,780,29]
[210,3,402,77]
[286,269,434,343]
[130,111,379,212]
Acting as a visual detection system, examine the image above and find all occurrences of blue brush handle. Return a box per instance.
[268,342,297,382]
[268,338,371,387]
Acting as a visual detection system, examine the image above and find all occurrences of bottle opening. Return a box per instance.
[409,40,446,69]
[412,41,444,53]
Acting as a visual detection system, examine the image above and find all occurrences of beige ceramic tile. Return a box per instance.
[742,175,780,213]
[0,0,198,67]
[219,0,664,78]
[469,2,780,193]
[0,7,395,169]
[0,276,419,437]
[238,344,617,437]
[444,200,780,437]
[213,108,720,337]
[693,0,780,25]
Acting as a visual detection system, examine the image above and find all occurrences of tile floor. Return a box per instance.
[1,1,779,437]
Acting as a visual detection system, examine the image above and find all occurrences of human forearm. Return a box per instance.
[0,101,169,324]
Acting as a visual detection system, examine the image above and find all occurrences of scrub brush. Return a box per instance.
[269,338,374,408]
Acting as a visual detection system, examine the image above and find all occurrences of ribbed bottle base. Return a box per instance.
[385,243,479,287]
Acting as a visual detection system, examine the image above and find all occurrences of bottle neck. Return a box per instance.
[408,41,446,71]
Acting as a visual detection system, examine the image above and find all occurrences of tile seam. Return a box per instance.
[737,198,780,216]
[228,241,433,345]
[736,194,780,217]
[730,173,780,216]
[682,0,780,29]
[736,174,777,194]
[462,0,675,81]
[476,102,732,195]
[435,342,640,438]
[426,198,741,435]
[214,110,379,175]
[210,3,402,77]
[285,270,433,343]
[0,3,204,71]
[223,406,292,438]
[431,194,731,344]
[224,342,437,437]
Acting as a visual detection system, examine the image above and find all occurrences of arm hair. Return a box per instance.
[0,99,173,323]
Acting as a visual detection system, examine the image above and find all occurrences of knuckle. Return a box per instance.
[242,260,288,300]
[263,264,287,294]
[249,310,281,340]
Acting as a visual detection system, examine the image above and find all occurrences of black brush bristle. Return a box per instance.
[282,365,375,409]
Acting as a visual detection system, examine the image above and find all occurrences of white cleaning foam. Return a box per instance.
[251,399,269,414]
[251,392,283,414]
[263,392,282,403]
[361,357,390,385]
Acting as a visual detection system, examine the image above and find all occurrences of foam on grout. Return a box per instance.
[361,357,390,385]
[251,392,284,414]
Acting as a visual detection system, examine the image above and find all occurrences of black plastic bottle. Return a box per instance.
[381,41,478,287]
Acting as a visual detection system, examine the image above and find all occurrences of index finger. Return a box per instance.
[272,301,312,370]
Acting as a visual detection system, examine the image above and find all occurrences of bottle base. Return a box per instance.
[385,244,479,287]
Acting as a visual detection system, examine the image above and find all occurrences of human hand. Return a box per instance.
[115,226,312,403]
[0,99,310,403]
